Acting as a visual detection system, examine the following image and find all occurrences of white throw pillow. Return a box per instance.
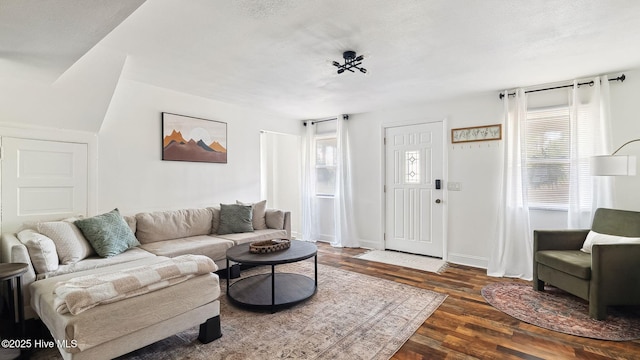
[37,219,95,264]
[17,229,59,273]
[581,230,640,253]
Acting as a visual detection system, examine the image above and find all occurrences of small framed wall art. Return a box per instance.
[451,124,502,143]
[162,112,227,163]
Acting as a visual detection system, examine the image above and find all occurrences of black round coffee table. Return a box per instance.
[225,240,317,313]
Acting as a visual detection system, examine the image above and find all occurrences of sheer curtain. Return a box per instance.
[488,89,533,280]
[333,115,359,247]
[301,122,318,242]
[568,76,613,228]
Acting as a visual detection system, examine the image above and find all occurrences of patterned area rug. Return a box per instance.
[354,250,447,273]
[482,282,640,341]
[31,261,446,360]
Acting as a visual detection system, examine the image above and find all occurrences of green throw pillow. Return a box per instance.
[218,204,254,235]
[75,209,140,257]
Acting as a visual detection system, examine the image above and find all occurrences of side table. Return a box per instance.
[0,263,29,339]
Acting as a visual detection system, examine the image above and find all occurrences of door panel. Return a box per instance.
[385,122,444,257]
[1,138,88,232]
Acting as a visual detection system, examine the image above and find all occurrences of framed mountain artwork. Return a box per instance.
[162,112,227,163]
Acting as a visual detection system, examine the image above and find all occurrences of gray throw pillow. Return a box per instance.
[218,204,254,235]
[74,209,140,257]
[236,200,268,230]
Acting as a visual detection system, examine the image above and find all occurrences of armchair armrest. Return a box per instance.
[1,233,36,285]
[533,229,590,251]
[590,243,640,318]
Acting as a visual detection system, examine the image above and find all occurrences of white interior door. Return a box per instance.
[1,137,88,233]
[385,122,444,257]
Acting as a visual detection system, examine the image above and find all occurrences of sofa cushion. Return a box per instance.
[37,219,95,264]
[237,200,267,230]
[36,247,156,280]
[30,256,220,354]
[75,209,140,257]
[215,229,289,245]
[265,209,285,230]
[581,230,640,254]
[218,204,253,235]
[123,215,136,234]
[17,229,59,273]
[140,235,234,262]
[536,250,592,280]
[135,208,213,243]
[208,206,221,234]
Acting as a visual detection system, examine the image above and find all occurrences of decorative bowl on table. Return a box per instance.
[249,239,291,254]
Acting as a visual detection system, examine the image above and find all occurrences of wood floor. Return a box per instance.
[315,243,640,360]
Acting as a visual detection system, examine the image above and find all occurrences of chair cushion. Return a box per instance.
[215,229,288,245]
[36,248,156,280]
[536,250,591,279]
[265,209,285,230]
[139,235,234,262]
[135,208,213,243]
[30,256,220,354]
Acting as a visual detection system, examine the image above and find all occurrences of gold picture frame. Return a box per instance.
[451,124,502,143]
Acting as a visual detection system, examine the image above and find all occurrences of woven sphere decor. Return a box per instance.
[249,239,291,254]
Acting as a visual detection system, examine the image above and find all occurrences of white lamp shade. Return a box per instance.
[590,155,637,176]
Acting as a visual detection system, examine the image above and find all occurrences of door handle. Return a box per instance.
[435,199,441,204]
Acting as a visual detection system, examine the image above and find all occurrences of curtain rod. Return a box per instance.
[303,114,349,126]
[499,74,626,99]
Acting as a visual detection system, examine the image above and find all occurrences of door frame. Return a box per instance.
[381,118,448,261]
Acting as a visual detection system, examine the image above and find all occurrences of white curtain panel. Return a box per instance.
[489,89,533,280]
[301,122,319,242]
[567,76,613,228]
[333,115,360,248]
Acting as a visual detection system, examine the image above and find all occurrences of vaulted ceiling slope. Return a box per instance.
[2,0,640,130]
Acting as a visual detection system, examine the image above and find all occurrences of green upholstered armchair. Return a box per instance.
[533,208,640,320]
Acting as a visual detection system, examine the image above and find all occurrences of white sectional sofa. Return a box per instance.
[0,202,291,359]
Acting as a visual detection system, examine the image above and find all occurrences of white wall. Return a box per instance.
[609,69,640,211]
[349,93,503,268]
[97,79,299,215]
[349,69,640,268]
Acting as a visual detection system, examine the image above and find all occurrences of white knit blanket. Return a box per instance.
[53,254,217,315]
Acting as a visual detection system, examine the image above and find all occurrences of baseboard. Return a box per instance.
[447,252,488,269]
[358,239,382,250]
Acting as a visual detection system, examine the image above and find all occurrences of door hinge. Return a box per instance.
[0,146,3,160]
[384,185,386,193]
[383,137,386,145]
[383,233,386,240]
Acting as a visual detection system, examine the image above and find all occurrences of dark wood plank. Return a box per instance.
[315,243,640,360]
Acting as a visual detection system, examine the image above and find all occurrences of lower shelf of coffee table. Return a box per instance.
[227,273,316,311]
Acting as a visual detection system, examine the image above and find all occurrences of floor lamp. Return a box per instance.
[591,139,639,176]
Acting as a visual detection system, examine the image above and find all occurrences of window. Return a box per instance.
[315,136,337,196]
[525,107,570,209]
[404,150,420,184]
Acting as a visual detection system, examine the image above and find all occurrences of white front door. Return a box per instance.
[1,137,88,233]
[384,122,444,257]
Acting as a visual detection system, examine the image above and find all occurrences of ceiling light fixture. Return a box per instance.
[332,50,367,74]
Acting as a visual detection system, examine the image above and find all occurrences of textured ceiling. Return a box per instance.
[4,0,640,119]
